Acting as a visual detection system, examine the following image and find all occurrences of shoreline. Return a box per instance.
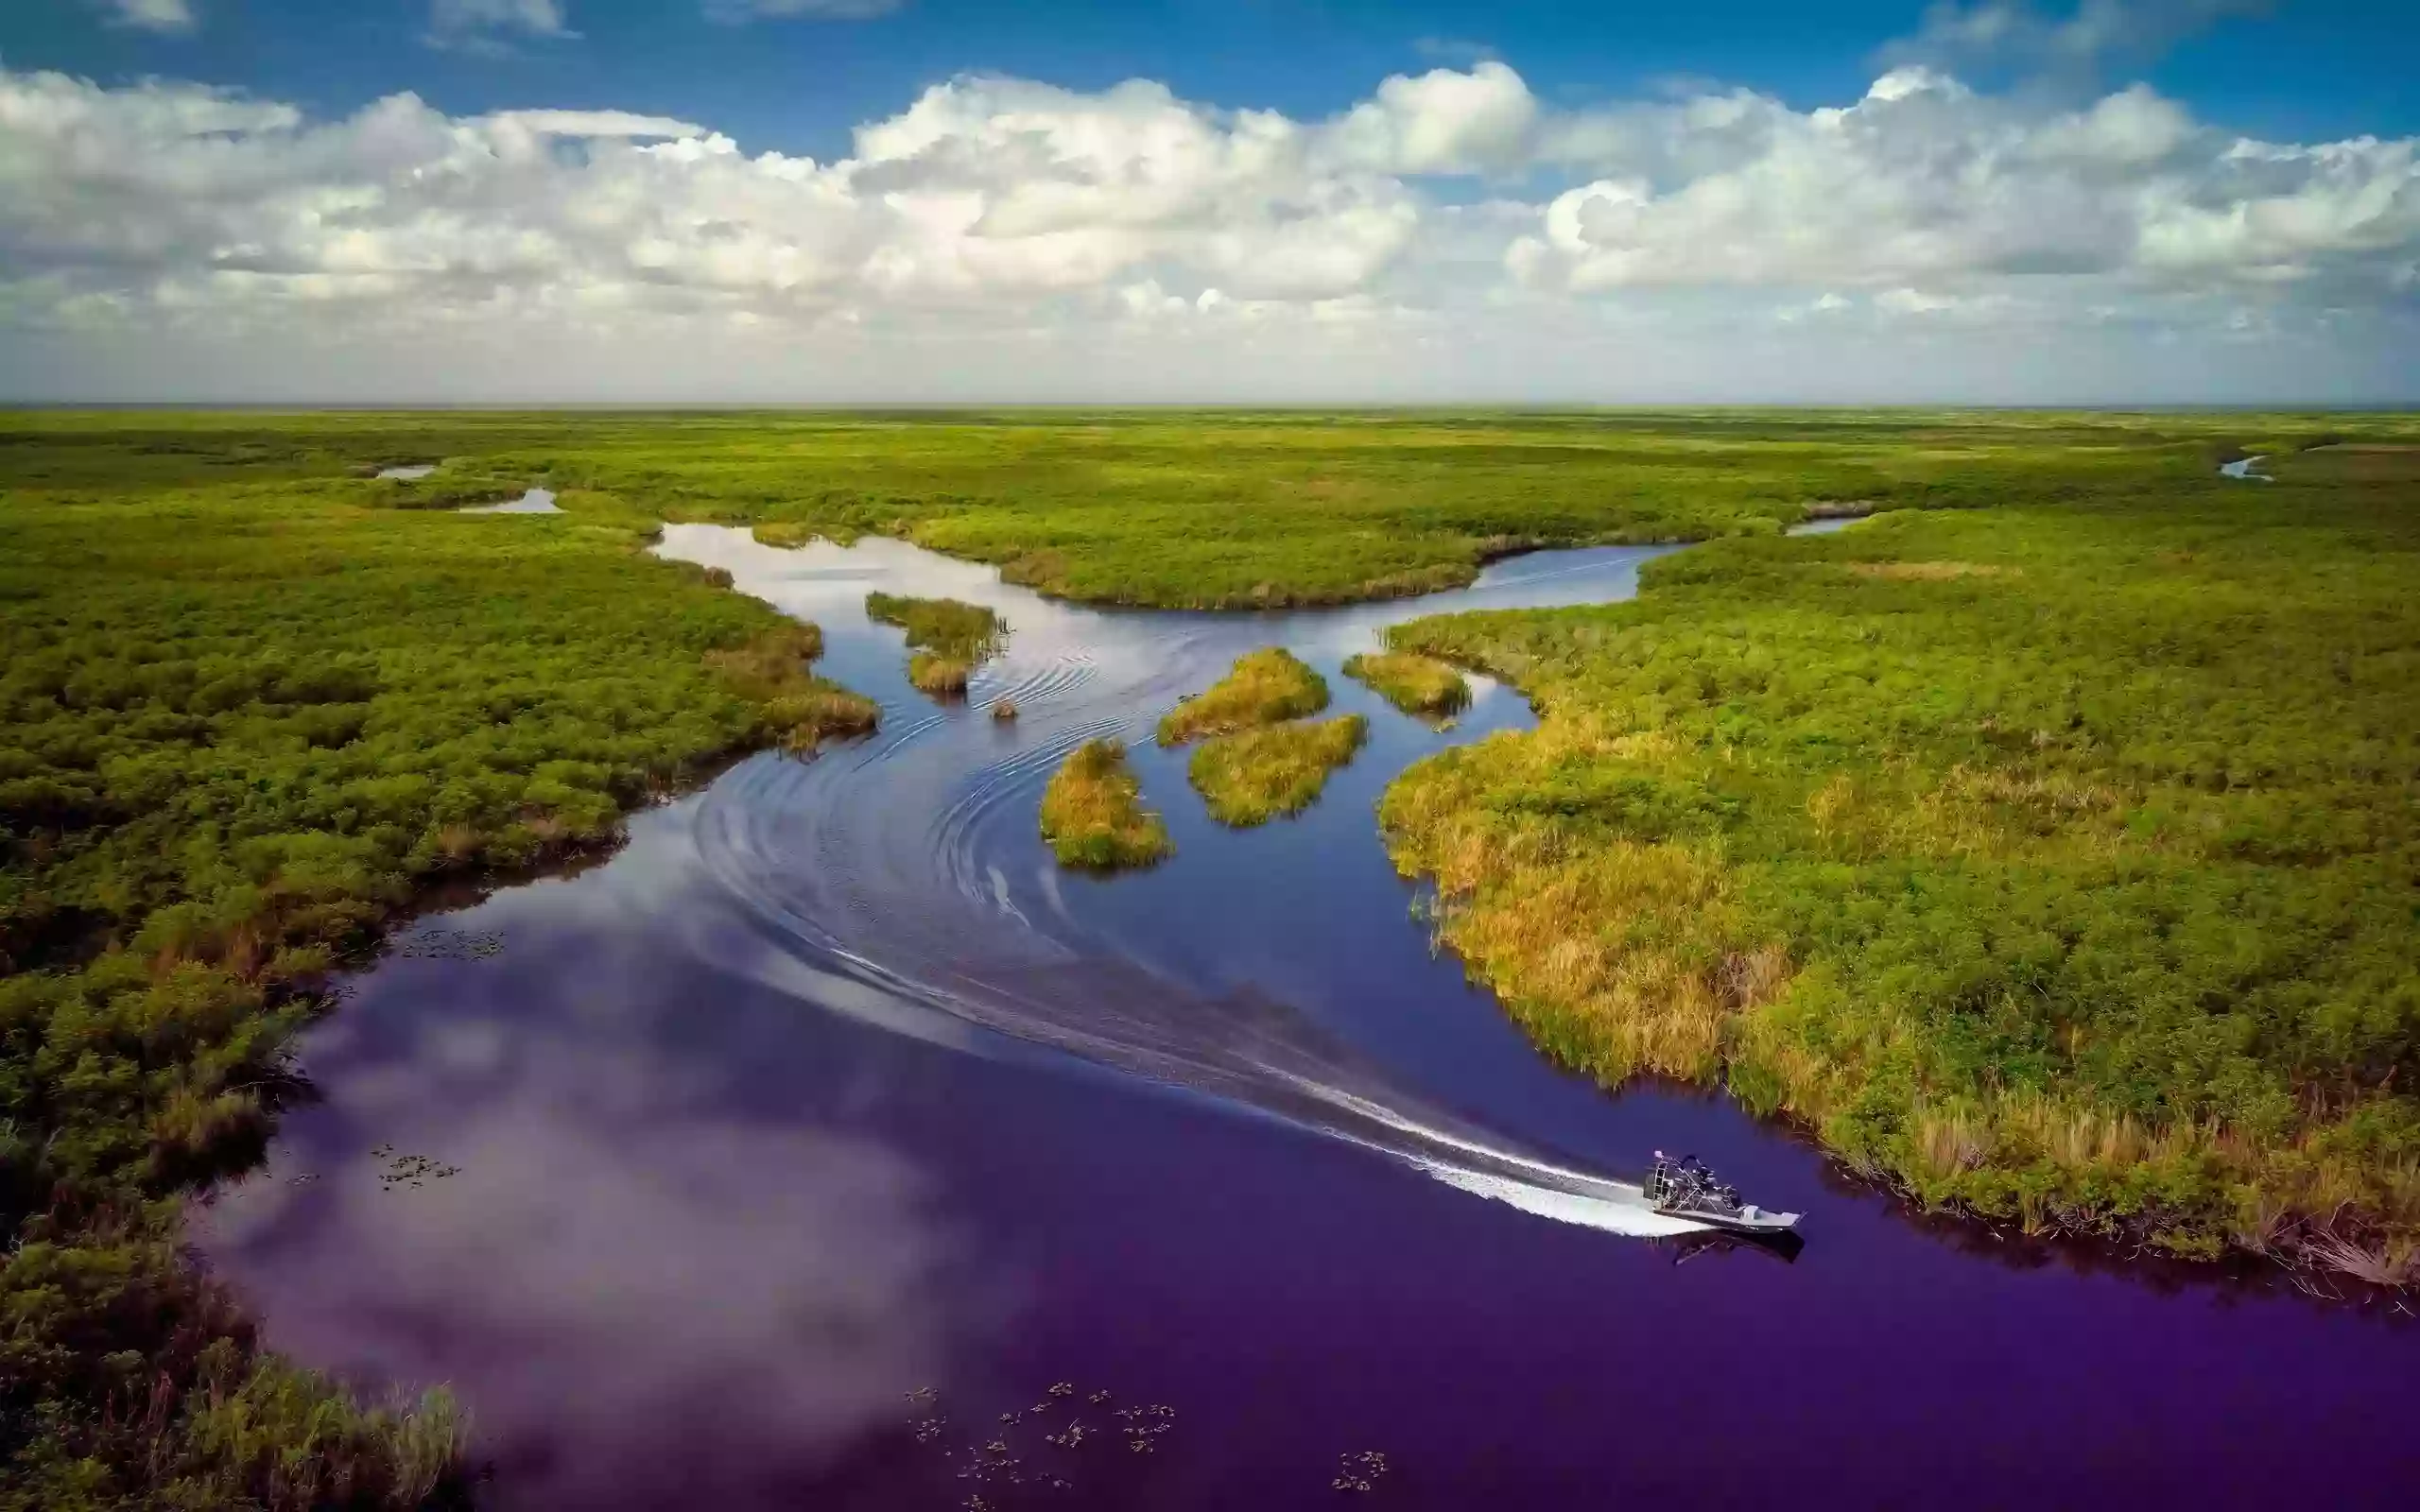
[1366,472,2416,1295]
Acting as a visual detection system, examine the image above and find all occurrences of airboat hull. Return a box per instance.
[1657,1204,1801,1235]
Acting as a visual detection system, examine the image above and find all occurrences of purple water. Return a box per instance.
[194,526,2415,1510]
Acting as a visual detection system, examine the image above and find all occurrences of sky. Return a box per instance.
[2,0,2414,404]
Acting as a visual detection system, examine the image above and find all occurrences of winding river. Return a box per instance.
[195,521,2413,1510]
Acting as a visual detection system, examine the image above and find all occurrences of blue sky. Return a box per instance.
[11,0,2409,153]
[3,1,2414,402]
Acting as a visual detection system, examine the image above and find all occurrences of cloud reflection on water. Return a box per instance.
[204,1012,979,1505]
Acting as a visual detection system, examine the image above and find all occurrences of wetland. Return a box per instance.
[3,410,2416,1509]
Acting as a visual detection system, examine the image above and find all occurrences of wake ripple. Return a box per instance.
[683,759,1703,1243]
[658,525,1714,1244]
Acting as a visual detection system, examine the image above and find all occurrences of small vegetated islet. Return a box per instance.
[1156,647,1329,746]
[1189,716,1370,828]
[865,590,1005,697]
[1343,650,1471,719]
[1040,740,1173,870]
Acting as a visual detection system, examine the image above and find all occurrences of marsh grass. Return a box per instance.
[867,592,1004,700]
[704,623,880,748]
[1041,740,1173,870]
[0,432,880,1501]
[1188,714,1369,827]
[5,405,2418,1486]
[1343,651,1470,718]
[908,652,973,696]
[1378,446,2420,1276]
[1156,647,1328,745]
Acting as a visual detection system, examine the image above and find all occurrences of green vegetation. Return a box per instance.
[1189,716,1370,827]
[9,407,2404,611]
[0,424,877,1504]
[1378,440,2420,1281]
[1157,648,1330,746]
[5,404,2418,1491]
[864,591,1005,697]
[700,622,881,747]
[1344,651,1471,719]
[1039,740,1173,870]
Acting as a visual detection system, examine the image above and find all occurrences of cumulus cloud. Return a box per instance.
[1320,60,1539,175]
[1507,69,2417,297]
[90,0,197,31]
[0,55,2411,401]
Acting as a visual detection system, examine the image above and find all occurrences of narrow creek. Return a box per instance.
[194,521,2413,1510]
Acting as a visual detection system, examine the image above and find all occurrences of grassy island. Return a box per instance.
[1378,442,2420,1282]
[1040,740,1173,869]
[1188,715,1370,827]
[1156,648,1329,746]
[865,592,1005,697]
[1344,651,1472,719]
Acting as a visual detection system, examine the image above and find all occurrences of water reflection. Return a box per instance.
[649,527,1706,1234]
[460,487,562,514]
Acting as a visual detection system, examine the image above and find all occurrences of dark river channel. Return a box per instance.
[195,523,2415,1510]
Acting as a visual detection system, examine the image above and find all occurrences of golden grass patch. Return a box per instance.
[1188,715,1367,826]
[1041,739,1173,870]
[1343,650,1470,718]
[1156,646,1329,745]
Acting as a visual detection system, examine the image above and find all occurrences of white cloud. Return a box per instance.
[486,110,706,139]
[703,0,908,20]
[1506,69,2417,298]
[1320,60,1539,175]
[1886,1,2272,73]
[91,0,197,32]
[429,0,573,43]
[0,57,2411,402]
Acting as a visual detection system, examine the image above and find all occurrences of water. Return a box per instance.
[460,487,562,514]
[376,463,438,481]
[194,529,2414,1510]
[2220,455,2273,481]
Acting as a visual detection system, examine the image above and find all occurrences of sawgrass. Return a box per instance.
[1188,715,1369,827]
[0,430,877,1504]
[7,404,2419,1491]
[1343,651,1470,718]
[908,652,974,696]
[1040,739,1173,870]
[702,622,880,747]
[1156,648,1329,746]
[866,592,1004,700]
[28,407,2397,610]
[1377,440,2420,1280]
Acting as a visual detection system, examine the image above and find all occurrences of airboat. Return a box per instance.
[1645,1152,1800,1236]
